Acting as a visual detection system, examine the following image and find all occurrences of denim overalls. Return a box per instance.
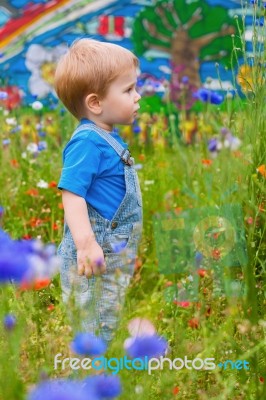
[58,123,143,343]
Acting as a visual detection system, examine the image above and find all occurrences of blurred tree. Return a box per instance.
[133,0,243,105]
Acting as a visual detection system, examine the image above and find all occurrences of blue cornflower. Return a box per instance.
[0,248,30,283]
[133,125,141,134]
[125,334,168,359]
[110,240,127,253]
[194,88,224,105]
[3,314,16,331]
[0,229,61,284]
[83,374,121,398]
[195,251,203,267]
[112,127,119,134]
[38,141,47,151]
[27,379,94,400]
[2,139,10,146]
[71,333,107,356]
[0,229,11,246]
[208,138,218,152]
[38,131,46,137]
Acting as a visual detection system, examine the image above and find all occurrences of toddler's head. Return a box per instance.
[54,39,139,120]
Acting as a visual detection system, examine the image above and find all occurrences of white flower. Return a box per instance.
[5,117,17,125]
[37,179,48,189]
[230,137,242,151]
[27,143,39,153]
[21,152,27,159]
[32,101,43,111]
[134,163,143,170]
[144,180,154,185]
[217,141,223,151]
[25,43,68,98]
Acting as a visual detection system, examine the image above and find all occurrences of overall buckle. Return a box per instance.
[121,149,133,166]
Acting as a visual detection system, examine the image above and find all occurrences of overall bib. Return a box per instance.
[58,123,143,342]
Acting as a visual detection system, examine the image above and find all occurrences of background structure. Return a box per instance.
[0,0,254,106]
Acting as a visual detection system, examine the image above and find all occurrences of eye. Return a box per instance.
[126,87,133,93]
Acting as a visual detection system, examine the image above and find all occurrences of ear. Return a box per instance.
[84,93,102,115]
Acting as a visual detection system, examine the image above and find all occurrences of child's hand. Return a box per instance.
[77,239,106,278]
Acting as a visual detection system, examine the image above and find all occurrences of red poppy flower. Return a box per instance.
[172,386,179,395]
[49,181,57,188]
[201,159,213,166]
[197,269,207,277]
[52,223,59,230]
[165,281,173,287]
[20,278,51,291]
[29,217,44,227]
[22,234,32,240]
[10,159,19,168]
[212,248,221,260]
[173,300,191,308]
[26,188,39,196]
[188,317,199,329]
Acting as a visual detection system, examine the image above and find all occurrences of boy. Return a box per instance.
[54,39,143,343]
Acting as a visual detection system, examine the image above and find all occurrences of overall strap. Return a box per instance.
[72,123,133,166]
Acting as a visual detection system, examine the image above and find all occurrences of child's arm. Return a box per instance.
[62,190,106,278]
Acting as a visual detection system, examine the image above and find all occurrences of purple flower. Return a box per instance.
[125,334,168,359]
[3,314,16,331]
[71,333,107,356]
[95,257,105,267]
[208,138,218,152]
[27,379,94,400]
[83,374,121,399]
[181,76,189,84]
[220,127,230,136]
[194,88,224,105]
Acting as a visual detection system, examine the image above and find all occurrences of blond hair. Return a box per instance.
[54,38,139,119]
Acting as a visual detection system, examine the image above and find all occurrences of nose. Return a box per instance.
[135,90,141,102]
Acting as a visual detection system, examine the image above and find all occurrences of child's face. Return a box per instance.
[99,67,141,131]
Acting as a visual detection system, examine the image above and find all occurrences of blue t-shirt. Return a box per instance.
[58,119,128,220]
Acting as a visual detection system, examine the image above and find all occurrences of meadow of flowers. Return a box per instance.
[0,2,265,400]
